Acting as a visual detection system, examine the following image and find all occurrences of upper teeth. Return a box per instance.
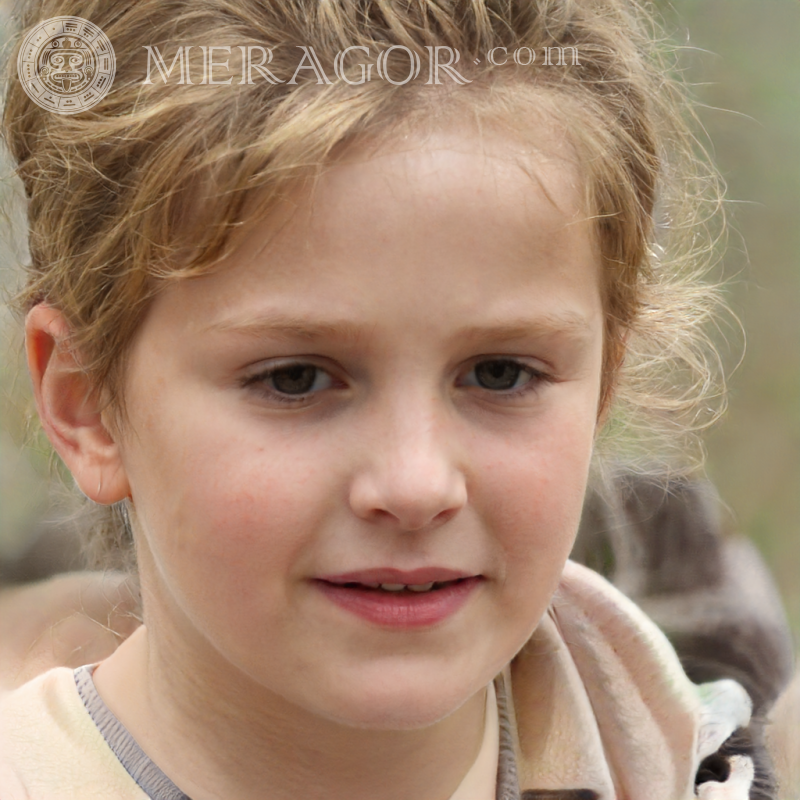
[379,582,435,592]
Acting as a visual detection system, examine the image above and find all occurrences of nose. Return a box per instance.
[348,397,468,532]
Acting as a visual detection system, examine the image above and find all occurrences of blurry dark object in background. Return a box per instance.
[575,470,795,799]
[575,472,794,717]
[0,513,84,585]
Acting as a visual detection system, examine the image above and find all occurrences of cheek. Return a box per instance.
[126,406,337,605]
[457,410,595,673]
[473,407,595,578]
[133,447,339,657]
[181,462,324,566]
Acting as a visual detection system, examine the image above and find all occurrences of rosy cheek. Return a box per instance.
[473,424,590,558]
[160,449,323,573]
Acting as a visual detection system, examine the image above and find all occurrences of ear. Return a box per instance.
[25,304,130,505]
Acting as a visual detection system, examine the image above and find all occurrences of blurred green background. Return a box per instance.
[656,0,800,639]
[0,2,798,644]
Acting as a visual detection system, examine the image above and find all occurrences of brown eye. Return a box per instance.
[473,359,526,391]
[269,364,320,395]
[243,361,337,404]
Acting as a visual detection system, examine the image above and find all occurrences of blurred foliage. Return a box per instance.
[0,3,797,638]
[653,0,800,639]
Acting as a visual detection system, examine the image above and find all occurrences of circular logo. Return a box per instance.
[17,16,115,114]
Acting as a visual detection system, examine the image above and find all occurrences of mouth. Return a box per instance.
[321,577,468,594]
[313,569,483,628]
[318,566,475,585]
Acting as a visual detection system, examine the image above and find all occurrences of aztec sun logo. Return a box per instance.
[17,16,115,114]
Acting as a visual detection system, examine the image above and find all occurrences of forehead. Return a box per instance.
[225,124,590,280]
[152,123,601,349]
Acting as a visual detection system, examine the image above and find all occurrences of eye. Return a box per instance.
[460,358,546,395]
[243,361,335,402]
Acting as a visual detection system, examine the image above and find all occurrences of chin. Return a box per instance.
[315,670,482,731]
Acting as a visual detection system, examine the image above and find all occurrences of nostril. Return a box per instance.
[347,468,467,531]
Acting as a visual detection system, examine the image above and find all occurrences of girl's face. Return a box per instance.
[117,126,605,729]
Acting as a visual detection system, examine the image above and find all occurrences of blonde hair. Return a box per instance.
[3,0,727,569]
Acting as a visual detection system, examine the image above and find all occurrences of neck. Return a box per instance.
[93,625,488,800]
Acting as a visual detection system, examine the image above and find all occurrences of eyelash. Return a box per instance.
[242,358,553,405]
[242,361,338,405]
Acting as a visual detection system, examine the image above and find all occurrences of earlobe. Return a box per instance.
[25,304,130,505]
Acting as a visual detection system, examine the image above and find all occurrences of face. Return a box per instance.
[116,124,605,730]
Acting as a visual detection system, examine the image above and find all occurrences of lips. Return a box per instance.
[314,568,482,628]
[317,567,474,585]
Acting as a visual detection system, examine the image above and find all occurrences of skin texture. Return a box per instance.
[27,124,605,800]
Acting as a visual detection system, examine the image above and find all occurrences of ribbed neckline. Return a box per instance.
[74,665,518,800]
[74,665,191,800]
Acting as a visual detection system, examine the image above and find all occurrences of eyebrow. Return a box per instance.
[451,312,594,346]
[203,310,594,346]
[203,314,373,346]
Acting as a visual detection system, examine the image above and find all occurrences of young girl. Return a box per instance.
[0,0,771,798]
